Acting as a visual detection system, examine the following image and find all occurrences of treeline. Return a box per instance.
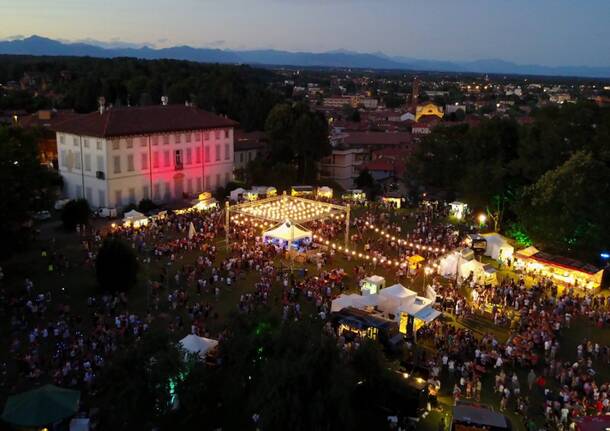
[407,101,610,261]
[96,314,414,430]
[0,55,284,131]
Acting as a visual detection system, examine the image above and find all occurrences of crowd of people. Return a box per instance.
[2,198,609,430]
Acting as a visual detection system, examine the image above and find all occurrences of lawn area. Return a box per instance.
[3,212,608,430]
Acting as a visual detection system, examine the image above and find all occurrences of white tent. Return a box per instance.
[396,295,433,316]
[263,220,312,243]
[438,252,460,278]
[252,186,277,196]
[482,233,514,262]
[122,209,148,227]
[331,293,362,312]
[459,260,497,285]
[378,284,417,312]
[414,307,442,323]
[229,187,247,201]
[353,294,382,308]
[317,186,333,198]
[187,222,196,239]
[179,334,219,359]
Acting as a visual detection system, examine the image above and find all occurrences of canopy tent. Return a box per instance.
[514,246,603,290]
[192,198,218,211]
[396,295,433,317]
[353,294,382,308]
[459,259,497,285]
[317,186,333,199]
[263,220,312,243]
[229,187,247,201]
[414,306,442,323]
[2,384,80,428]
[482,233,514,262]
[408,254,425,270]
[516,245,540,258]
[438,252,460,278]
[360,275,386,295]
[449,201,468,220]
[251,186,277,197]
[122,209,148,228]
[379,284,417,303]
[179,334,219,359]
[331,294,362,312]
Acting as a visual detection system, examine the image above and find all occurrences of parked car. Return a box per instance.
[32,210,52,221]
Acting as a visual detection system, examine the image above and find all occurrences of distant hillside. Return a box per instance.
[2,35,610,79]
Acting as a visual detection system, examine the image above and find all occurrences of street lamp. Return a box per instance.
[477,213,487,227]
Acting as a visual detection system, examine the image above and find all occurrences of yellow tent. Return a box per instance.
[408,254,425,270]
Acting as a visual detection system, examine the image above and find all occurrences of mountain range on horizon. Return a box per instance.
[2,35,610,79]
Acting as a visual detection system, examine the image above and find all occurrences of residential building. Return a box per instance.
[54,104,237,209]
[319,148,367,189]
[18,109,81,165]
[234,130,266,171]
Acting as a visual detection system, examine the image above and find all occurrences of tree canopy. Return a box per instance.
[0,56,284,131]
[0,126,58,257]
[406,102,610,260]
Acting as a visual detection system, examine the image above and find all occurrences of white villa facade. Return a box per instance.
[55,105,237,209]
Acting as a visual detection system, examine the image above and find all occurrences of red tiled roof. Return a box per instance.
[19,110,81,129]
[53,105,238,138]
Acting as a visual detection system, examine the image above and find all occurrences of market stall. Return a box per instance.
[317,186,333,199]
[514,247,604,290]
[482,233,514,263]
[459,259,497,285]
[122,209,148,228]
[360,275,386,295]
[262,220,312,250]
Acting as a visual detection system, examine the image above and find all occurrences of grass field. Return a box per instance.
[2,212,609,430]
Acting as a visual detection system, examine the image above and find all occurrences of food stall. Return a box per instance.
[342,189,366,202]
[316,186,333,199]
[381,194,402,209]
[290,185,315,197]
[360,275,386,295]
[122,209,148,228]
[514,247,604,291]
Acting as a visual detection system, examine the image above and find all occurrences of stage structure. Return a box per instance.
[225,191,350,249]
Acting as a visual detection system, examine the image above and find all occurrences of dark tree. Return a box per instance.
[95,238,139,292]
[0,126,57,257]
[97,331,185,430]
[61,198,90,231]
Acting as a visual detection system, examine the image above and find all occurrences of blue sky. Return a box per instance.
[1,0,609,66]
